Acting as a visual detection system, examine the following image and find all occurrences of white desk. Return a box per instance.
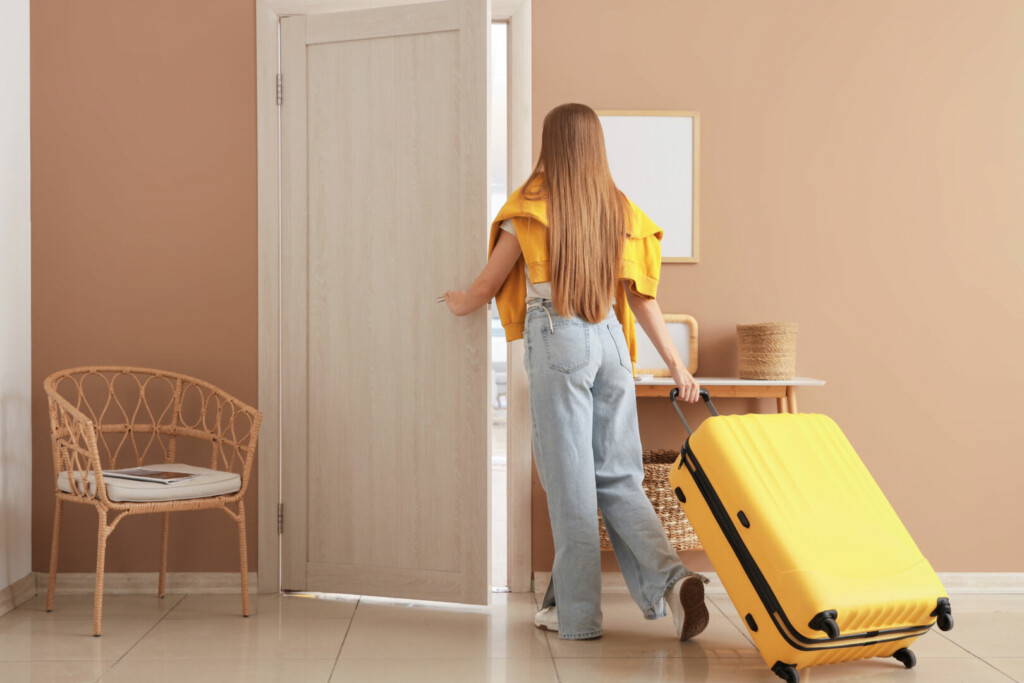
[634,377,826,413]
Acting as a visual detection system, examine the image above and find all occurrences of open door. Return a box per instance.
[279,0,490,604]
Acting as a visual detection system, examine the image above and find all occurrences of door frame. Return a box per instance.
[255,0,533,595]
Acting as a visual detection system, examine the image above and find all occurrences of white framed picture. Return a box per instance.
[598,110,700,262]
[634,314,699,376]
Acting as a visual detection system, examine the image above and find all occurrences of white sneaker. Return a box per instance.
[534,606,559,632]
[666,575,710,641]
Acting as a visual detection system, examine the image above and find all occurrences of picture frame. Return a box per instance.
[597,110,700,263]
[634,314,699,376]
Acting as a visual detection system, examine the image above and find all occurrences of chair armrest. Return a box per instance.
[175,380,263,495]
[46,393,109,503]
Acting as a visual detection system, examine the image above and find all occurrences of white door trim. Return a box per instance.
[255,0,533,595]
[497,0,533,593]
[256,0,282,595]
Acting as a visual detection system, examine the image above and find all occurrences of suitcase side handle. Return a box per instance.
[668,388,719,436]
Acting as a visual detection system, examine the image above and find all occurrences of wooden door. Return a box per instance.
[280,0,490,604]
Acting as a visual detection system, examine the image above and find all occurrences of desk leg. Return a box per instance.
[786,386,799,414]
[776,396,788,413]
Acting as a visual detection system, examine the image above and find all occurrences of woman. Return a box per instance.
[442,103,709,641]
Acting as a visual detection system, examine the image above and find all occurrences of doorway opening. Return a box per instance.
[489,19,509,591]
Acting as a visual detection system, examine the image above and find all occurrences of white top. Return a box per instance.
[500,219,551,300]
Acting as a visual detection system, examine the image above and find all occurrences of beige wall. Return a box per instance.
[30,0,257,572]
[532,0,1024,572]
[1,0,33,603]
[28,0,1023,577]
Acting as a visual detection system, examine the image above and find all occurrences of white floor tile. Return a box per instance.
[802,657,1015,682]
[554,657,772,683]
[17,593,185,619]
[122,615,349,660]
[0,612,156,662]
[330,657,559,682]
[937,595,1024,659]
[987,658,1024,682]
[544,594,757,659]
[2,588,1020,683]
[99,657,336,683]
[555,656,1016,683]
[0,660,109,683]
[339,593,550,659]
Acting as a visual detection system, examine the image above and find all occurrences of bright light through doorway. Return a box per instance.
[489,21,508,591]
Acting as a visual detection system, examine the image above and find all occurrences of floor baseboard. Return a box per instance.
[0,573,37,617]
[938,573,1024,594]
[22,570,1023,602]
[534,571,1024,596]
[34,571,258,595]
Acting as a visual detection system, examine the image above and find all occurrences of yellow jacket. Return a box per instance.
[488,176,664,367]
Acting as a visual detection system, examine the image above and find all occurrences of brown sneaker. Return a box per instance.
[667,575,710,641]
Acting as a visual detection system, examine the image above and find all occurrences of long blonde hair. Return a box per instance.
[523,103,628,323]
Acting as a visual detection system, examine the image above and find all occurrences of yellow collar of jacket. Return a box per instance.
[488,177,664,371]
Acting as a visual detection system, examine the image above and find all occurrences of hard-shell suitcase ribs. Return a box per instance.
[667,390,952,682]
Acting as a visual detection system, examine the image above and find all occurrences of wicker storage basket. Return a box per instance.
[598,449,701,551]
[737,322,799,380]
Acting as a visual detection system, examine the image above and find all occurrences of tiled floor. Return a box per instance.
[0,590,1020,682]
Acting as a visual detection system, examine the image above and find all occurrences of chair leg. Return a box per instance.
[93,509,108,637]
[45,498,63,612]
[236,501,250,617]
[158,512,170,598]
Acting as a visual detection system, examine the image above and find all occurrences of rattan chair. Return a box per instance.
[43,366,262,636]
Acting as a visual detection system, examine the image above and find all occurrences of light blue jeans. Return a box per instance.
[525,300,690,639]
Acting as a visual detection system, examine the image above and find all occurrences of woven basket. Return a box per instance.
[598,449,701,552]
[737,322,798,380]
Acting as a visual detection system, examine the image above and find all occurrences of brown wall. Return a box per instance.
[31,0,257,572]
[532,0,1024,572]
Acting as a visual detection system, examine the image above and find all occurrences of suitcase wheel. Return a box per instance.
[938,612,954,631]
[892,647,917,669]
[808,610,841,639]
[820,615,840,639]
[771,662,800,682]
[932,597,954,631]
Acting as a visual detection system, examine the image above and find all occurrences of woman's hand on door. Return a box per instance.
[441,290,472,315]
[440,229,521,316]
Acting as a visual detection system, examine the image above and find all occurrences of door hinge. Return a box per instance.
[276,73,283,106]
[277,503,284,534]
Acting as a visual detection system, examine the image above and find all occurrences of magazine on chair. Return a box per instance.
[103,467,198,485]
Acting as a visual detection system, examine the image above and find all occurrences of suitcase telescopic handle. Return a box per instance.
[668,388,719,436]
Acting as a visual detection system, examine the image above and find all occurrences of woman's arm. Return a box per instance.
[625,287,701,403]
[442,229,522,316]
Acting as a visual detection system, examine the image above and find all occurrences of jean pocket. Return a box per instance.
[541,321,590,374]
[608,324,634,374]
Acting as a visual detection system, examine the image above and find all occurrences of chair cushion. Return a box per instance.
[57,463,241,503]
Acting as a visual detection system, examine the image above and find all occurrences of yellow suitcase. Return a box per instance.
[667,390,952,683]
